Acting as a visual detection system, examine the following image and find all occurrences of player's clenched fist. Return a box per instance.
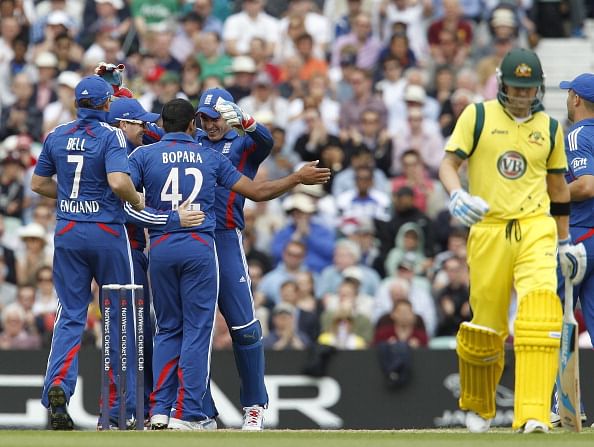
[558,238,587,284]
[448,188,489,227]
[214,99,256,134]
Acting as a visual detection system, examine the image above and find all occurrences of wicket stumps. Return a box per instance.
[100,284,145,431]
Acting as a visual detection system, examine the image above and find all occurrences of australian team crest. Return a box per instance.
[514,63,532,78]
[528,131,545,145]
[497,151,527,179]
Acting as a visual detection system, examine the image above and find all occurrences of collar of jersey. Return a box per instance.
[573,117,594,128]
[161,132,196,143]
[76,108,108,122]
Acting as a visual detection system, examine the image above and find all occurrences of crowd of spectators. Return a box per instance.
[0,0,592,353]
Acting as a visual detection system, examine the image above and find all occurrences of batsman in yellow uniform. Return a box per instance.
[439,48,587,433]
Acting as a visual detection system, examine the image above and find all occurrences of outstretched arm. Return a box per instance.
[231,161,331,202]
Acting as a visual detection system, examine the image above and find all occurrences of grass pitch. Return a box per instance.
[1,429,594,447]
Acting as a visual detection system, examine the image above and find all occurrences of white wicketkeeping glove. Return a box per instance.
[448,189,489,227]
[558,238,587,284]
[214,98,257,134]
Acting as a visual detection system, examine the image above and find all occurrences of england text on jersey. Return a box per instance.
[59,200,100,214]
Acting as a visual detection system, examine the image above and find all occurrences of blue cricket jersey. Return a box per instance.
[128,132,243,236]
[195,124,272,230]
[34,108,129,224]
[565,118,594,228]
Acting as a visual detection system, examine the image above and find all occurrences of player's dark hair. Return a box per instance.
[162,98,195,133]
[75,98,108,110]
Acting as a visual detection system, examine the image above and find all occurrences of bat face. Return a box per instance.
[558,319,581,432]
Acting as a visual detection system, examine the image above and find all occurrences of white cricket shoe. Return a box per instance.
[465,411,492,433]
[168,417,217,431]
[242,406,264,431]
[523,419,549,433]
[150,414,169,430]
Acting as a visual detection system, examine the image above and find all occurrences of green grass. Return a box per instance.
[2,429,594,447]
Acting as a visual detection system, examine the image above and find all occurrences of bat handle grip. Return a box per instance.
[564,276,574,316]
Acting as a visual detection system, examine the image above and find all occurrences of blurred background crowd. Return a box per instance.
[0,0,593,354]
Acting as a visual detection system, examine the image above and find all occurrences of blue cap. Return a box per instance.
[107,98,160,125]
[197,88,234,118]
[559,73,594,102]
[75,75,113,107]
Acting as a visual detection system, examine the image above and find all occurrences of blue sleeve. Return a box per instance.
[247,123,273,164]
[566,131,594,180]
[216,151,243,189]
[34,136,56,177]
[124,203,183,230]
[302,224,335,263]
[271,226,294,264]
[105,128,130,174]
[142,122,164,145]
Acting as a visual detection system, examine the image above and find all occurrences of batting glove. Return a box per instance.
[558,238,587,284]
[214,99,257,134]
[448,189,489,227]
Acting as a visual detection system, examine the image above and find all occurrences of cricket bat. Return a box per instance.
[557,277,582,432]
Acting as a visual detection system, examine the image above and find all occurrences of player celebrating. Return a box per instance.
[195,87,272,430]
[439,48,586,433]
[107,97,205,425]
[31,75,145,430]
[129,99,329,430]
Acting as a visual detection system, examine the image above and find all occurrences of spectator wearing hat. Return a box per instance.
[227,55,258,103]
[0,302,42,350]
[272,193,335,274]
[16,222,51,286]
[30,2,79,45]
[222,0,280,58]
[196,31,232,84]
[42,70,80,137]
[263,302,311,350]
[341,215,381,269]
[32,51,58,110]
[238,71,290,129]
[0,72,43,141]
[331,13,382,71]
[32,9,78,59]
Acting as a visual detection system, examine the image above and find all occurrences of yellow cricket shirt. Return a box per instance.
[445,99,567,220]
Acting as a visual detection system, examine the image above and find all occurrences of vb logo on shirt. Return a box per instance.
[497,151,527,179]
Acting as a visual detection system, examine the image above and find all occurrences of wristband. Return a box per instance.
[550,201,570,216]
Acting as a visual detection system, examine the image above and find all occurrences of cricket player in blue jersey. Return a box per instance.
[107,97,205,424]
[31,75,146,430]
[128,99,329,430]
[551,73,594,426]
[195,87,272,430]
